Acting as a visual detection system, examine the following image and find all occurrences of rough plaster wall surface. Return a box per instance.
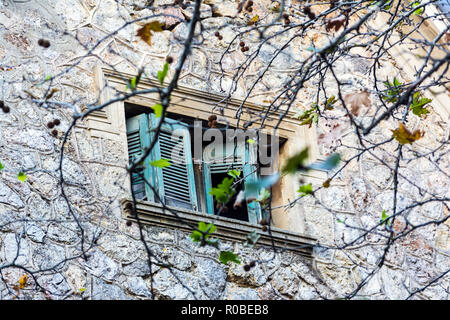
[0,0,448,299]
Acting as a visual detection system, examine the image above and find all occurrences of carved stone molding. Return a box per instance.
[84,65,126,139]
[121,198,317,258]
[102,67,314,140]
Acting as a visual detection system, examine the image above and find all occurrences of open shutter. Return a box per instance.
[243,142,262,224]
[151,114,198,211]
[126,114,155,201]
[203,142,244,215]
[203,141,262,223]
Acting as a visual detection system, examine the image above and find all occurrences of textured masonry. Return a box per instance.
[0,0,448,300]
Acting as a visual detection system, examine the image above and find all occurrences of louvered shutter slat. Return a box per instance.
[242,142,261,224]
[203,141,261,222]
[126,114,155,202]
[126,119,147,201]
[151,115,198,211]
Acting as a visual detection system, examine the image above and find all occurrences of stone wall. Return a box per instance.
[0,0,448,300]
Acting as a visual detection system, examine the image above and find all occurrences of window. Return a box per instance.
[125,107,264,224]
[92,68,319,237]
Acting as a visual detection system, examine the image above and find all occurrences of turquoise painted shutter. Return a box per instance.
[243,142,262,224]
[203,141,261,223]
[150,114,198,211]
[203,165,213,214]
[126,114,155,201]
[204,152,244,215]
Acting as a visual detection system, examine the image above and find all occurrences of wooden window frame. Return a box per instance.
[126,110,264,223]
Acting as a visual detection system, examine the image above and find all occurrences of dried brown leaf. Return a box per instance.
[19,274,28,289]
[343,90,371,116]
[136,21,164,46]
[326,15,347,32]
[391,122,424,144]
[322,178,331,188]
[247,15,259,26]
[45,88,59,100]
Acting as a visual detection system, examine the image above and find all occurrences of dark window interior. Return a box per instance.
[211,172,248,222]
[126,103,151,119]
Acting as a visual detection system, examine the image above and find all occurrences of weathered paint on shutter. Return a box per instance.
[126,114,155,201]
[203,144,244,214]
[203,161,244,215]
[203,163,214,214]
[243,142,262,224]
[203,141,261,223]
[150,114,198,211]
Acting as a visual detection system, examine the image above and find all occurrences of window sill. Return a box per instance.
[121,199,316,258]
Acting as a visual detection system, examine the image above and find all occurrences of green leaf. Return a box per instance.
[382,77,403,103]
[247,138,256,144]
[189,230,202,242]
[283,149,340,173]
[410,92,431,117]
[190,221,217,243]
[209,188,230,204]
[296,104,319,128]
[198,221,217,234]
[209,177,235,204]
[257,188,271,203]
[325,96,337,110]
[412,1,424,15]
[127,77,137,91]
[299,115,314,127]
[126,69,144,91]
[322,153,341,170]
[17,172,27,182]
[157,62,169,85]
[219,251,241,265]
[325,96,337,106]
[151,104,163,118]
[282,147,309,174]
[0,162,4,172]
[297,183,313,196]
[150,158,170,168]
[312,113,319,124]
[380,210,391,226]
[45,75,51,81]
[227,169,241,180]
[410,101,430,117]
[78,288,86,293]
